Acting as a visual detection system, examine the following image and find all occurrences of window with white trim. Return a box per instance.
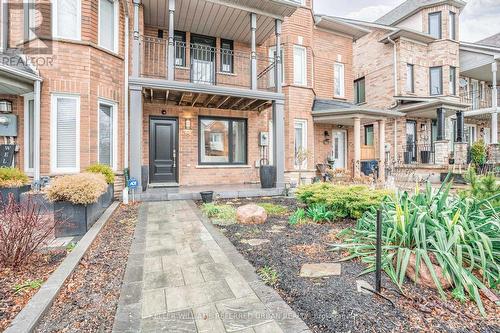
[24,94,35,173]
[99,0,119,52]
[24,0,36,42]
[98,100,117,169]
[294,119,307,169]
[268,46,284,87]
[406,64,414,93]
[51,94,80,173]
[334,62,345,97]
[293,45,307,86]
[53,0,81,40]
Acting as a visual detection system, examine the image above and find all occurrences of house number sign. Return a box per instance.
[0,144,15,167]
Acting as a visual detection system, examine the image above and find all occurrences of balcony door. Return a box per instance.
[471,79,479,109]
[191,35,216,85]
[405,120,417,162]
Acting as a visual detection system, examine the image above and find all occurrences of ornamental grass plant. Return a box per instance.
[46,173,108,205]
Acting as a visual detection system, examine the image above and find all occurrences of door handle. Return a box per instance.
[173,149,177,168]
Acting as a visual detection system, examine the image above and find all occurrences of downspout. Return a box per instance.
[123,0,130,170]
[387,36,399,161]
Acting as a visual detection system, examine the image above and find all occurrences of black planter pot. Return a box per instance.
[20,192,53,211]
[420,151,431,164]
[200,191,214,203]
[0,185,31,203]
[259,165,276,188]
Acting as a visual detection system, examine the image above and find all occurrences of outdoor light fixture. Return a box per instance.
[323,130,330,144]
[0,100,13,113]
[185,118,192,130]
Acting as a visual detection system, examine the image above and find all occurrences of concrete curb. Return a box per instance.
[5,202,120,333]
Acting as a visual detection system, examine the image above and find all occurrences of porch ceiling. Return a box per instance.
[142,0,299,44]
[143,88,273,111]
[395,98,470,118]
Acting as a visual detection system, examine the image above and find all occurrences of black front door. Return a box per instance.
[149,118,178,184]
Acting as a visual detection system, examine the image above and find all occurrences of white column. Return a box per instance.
[353,117,361,177]
[250,13,257,90]
[33,80,41,184]
[272,100,285,187]
[378,119,386,182]
[129,85,143,192]
[0,0,6,52]
[393,118,398,162]
[132,0,140,77]
[275,19,282,94]
[492,61,498,144]
[167,0,175,81]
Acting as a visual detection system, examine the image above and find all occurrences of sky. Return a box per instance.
[313,0,500,42]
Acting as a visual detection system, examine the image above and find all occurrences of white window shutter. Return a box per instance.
[56,98,77,169]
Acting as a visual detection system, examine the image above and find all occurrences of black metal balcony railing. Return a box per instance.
[140,37,276,91]
[400,142,435,165]
[460,87,499,111]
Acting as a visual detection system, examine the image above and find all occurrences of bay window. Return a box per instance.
[199,117,247,165]
[449,66,456,95]
[428,12,442,39]
[98,100,117,169]
[293,45,307,86]
[51,94,80,173]
[430,66,443,95]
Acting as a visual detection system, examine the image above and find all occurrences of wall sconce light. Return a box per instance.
[185,118,192,130]
[0,100,13,113]
[323,130,330,145]
[337,124,344,129]
[161,109,167,115]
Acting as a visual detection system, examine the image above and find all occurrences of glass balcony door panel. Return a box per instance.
[190,35,216,85]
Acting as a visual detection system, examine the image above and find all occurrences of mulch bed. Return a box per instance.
[0,250,67,332]
[35,203,139,333]
[204,197,500,333]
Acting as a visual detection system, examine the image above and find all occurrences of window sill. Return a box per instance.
[175,66,189,70]
[217,71,237,76]
[332,96,347,101]
[196,165,252,169]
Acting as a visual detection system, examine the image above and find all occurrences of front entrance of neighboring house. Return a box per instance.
[331,130,347,169]
[149,117,178,184]
[191,35,216,85]
[471,79,480,109]
[405,120,417,162]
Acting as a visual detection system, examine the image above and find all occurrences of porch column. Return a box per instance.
[272,100,285,187]
[393,118,398,162]
[436,107,445,140]
[167,0,175,81]
[455,111,464,142]
[250,13,257,90]
[378,119,386,182]
[492,61,498,144]
[33,80,41,184]
[132,0,140,77]
[353,117,361,177]
[275,19,282,93]
[129,85,143,192]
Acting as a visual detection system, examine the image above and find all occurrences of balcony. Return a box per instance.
[400,142,436,165]
[140,37,276,92]
[460,87,499,111]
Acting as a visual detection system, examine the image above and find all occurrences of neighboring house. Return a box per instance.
[0,0,498,196]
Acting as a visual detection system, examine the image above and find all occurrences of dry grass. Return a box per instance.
[45,173,108,205]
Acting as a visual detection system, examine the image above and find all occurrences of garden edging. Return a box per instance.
[4,202,120,333]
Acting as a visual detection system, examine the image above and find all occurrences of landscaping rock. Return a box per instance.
[241,238,270,246]
[268,225,286,233]
[236,204,267,225]
[356,279,373,294]
[299,263,341,278]
[406,253,452,290]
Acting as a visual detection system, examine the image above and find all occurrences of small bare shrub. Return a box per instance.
[46,173,107,205]
[0,194,57,268]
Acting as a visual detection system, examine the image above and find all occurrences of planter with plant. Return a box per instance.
[333,180,499,316]
[85,164,115,206]
[0,167,30,202]
[46,173,109,237]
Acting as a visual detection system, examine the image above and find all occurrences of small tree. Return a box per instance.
[295,147,310,185]
[0,194,58,268]
[470,139,487,167]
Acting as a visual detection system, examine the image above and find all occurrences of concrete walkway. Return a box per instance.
[113,201,310,333]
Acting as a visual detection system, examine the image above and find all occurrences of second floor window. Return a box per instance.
[220,39,234,73]
[406,64,414,93]
[430,66,443,95]
[293,45,307,86]
[334,62,345,98]
[449,66,456,95]
[99,0,118,52]
[449,11,456,40]
[428,12,442,39]
[174,31,186,67]
[354,77,365,104]
[53,0,81,41]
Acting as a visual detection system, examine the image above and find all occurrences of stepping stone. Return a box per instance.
[268,225,286,233]
[356,279,373,294]
[299,263,341,278]
[241,239,270,246]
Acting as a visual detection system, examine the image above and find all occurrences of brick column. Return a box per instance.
[353,117,361,177]
[454,142,468,166]
[434,140,450,165]
[488,144,500,163]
